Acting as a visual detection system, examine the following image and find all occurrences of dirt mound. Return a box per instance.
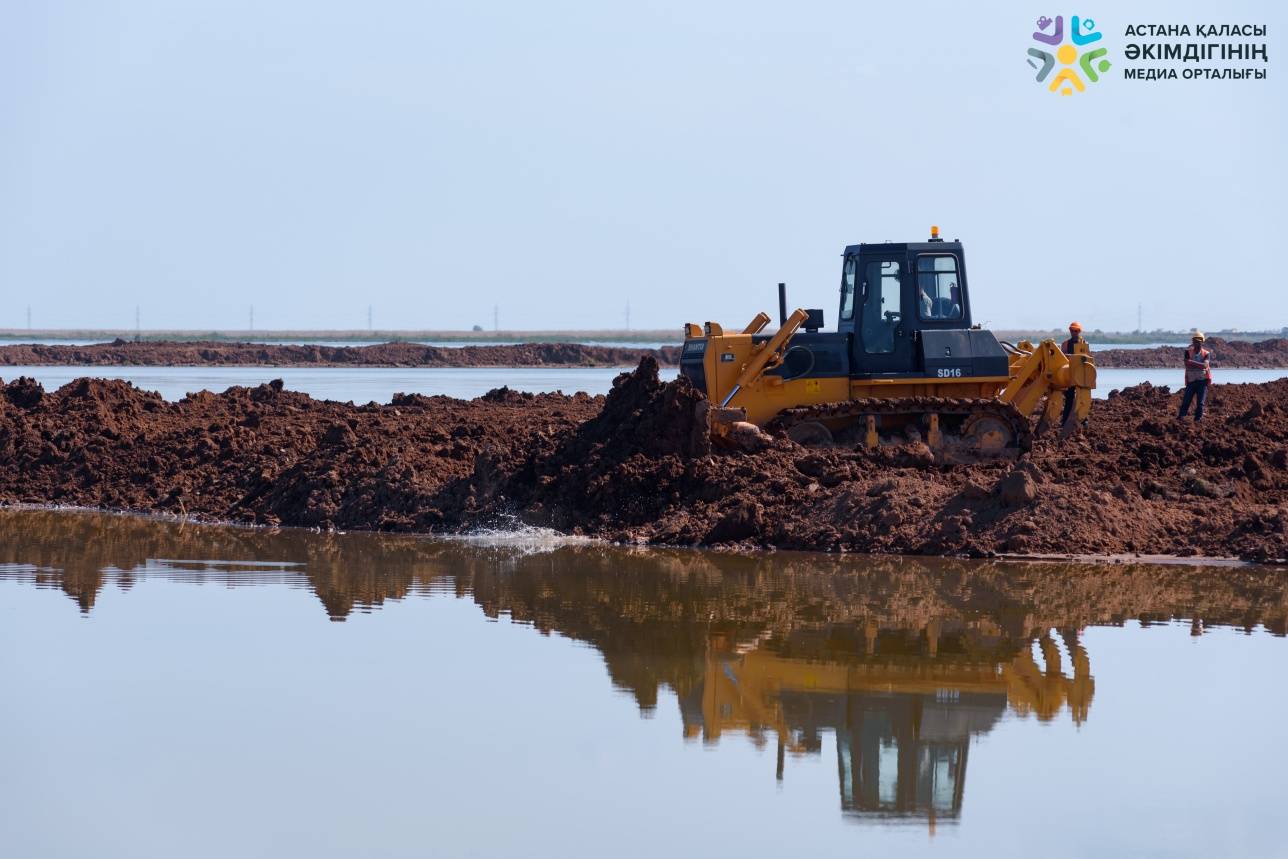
[1095,338,1288,369]
[0,373,602,530]
[491,372,1288,560]
[0,363,1285,561]
[558,357,710,459]
[493,357,711,532]
[0,340,681,368]
[3,377,44,409]
[478,386,535,404]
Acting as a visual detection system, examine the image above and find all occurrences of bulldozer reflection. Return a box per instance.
[681,622,1092,824]
[3,508,1284,829]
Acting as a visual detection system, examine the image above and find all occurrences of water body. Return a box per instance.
[1093,367,1286,393]
[0,509,1284,858]
[2,364,1285,403]
[0,365,641,403]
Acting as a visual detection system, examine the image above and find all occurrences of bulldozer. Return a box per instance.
[680,227,1096,456]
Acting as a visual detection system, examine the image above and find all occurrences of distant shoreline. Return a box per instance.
[0,341,682,369]
[1,337,1286,369]
[1,327,1285,346]
[0,328,680,345]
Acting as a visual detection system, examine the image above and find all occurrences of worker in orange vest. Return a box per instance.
[1059,321,1088,426]
[1177,330,1212,421]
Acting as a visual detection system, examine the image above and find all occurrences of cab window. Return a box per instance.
[840,257,856,320]
[861,260,901,354]
[916,255,963,321]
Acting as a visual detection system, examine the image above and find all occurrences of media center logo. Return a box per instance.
[1027,15,1111,95]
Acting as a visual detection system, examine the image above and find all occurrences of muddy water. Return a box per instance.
[3,364,1286,403]
[0,510,1285,857]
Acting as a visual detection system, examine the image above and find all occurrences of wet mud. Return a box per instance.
[1,359,1285,561]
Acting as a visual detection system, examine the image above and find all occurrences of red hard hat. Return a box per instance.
[1069,321,1083,332]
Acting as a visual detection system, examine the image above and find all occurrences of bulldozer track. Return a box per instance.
[765,396,1034,453]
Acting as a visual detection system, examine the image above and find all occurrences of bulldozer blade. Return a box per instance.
[1034,391,1065,438]
[1058,414,1085,439]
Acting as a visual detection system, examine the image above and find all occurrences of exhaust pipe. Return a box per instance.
[778,283,787,326]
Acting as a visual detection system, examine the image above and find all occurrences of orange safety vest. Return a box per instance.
[1184,346,1211,384]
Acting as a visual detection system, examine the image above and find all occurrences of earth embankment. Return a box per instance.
[1,360,1284,561]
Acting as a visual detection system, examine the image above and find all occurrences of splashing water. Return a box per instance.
[448,515,597,552]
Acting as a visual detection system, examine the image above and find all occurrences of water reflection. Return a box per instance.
[685,622,1091,825]
[2,509,1286,831]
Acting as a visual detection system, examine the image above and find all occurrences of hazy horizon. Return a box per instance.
[1,323,1285,338]
[3,1,1284,332]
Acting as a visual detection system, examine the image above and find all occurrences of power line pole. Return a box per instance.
[625,300,631,332]
[135,305,141,341]
[26,305,31,331]
[367,304,373,332]
[493,305,499,333]
[1137,303,1142,333]
[249,305,255,332]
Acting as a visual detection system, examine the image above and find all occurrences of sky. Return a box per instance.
[1,0,1284,332]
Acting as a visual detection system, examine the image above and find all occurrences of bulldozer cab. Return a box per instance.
[838,239,972,375]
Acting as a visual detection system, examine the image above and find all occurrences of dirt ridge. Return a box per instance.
[0,361,1285,561]
[0,339,682,368]
[1093,337,1288,369]
[3,336,1288,369]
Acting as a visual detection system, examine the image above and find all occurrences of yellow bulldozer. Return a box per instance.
[679,228,1096,457]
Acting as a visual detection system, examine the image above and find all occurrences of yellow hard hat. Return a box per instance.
[1191,329,1205,341]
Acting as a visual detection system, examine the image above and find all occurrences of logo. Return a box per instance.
[1028,15,1111,95]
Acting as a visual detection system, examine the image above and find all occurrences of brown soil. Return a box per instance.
[0,339,681,368]
[1095,338,1288,368]
[488,361,1288,561]
[1,359,1285,561]
[0,375,603,532]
